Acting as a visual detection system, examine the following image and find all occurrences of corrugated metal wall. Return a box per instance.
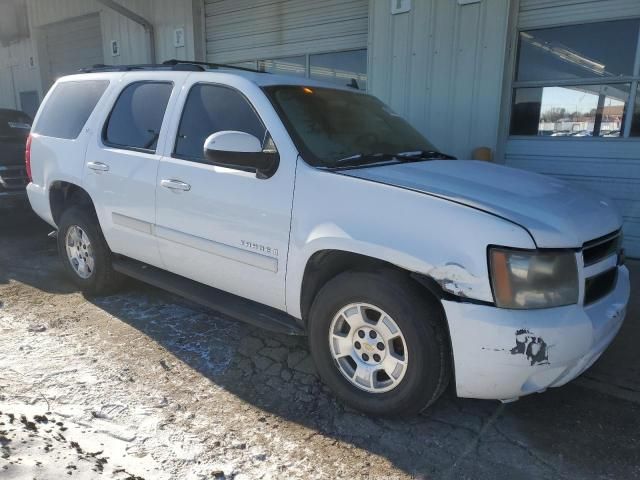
[519,0,640,29]
[506,141,640,251]
[152,0,200,63]
[28,0,152,69]
[42,14,104,83]
[368,0,511,160]
[0,0,198,109]
[204,0,369,64]
[0,38,40,111]
[0,0,200,109]
[503,0,640,257]
[27,0,98,27]
[23,0,196,90]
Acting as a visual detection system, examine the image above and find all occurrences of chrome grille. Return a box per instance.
[584,268,618,305]
[582,230,621,267]
[581,230,622,305]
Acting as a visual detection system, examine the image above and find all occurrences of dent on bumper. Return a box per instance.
[443,266,630,401]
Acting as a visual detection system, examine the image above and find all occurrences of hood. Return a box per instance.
[342,160,622,248]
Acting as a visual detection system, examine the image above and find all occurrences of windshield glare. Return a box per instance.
[264,86,437,168]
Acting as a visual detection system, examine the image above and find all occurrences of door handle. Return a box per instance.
[87,161,109,172]
[161,179,191,191]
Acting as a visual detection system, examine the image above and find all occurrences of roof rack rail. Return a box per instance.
[162,59,267,73]
[79,63,205,73]
[77,60,267,74]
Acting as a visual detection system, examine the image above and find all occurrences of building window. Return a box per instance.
[258,56,306,77]
[509,19,640,138]
[309,50,367,91]
[231,49,368,91]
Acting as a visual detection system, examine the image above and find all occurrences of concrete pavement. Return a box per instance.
[576,259,640,403]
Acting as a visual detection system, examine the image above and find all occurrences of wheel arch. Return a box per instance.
[296,246,459,396]
[49,181,97,227]
[298,248,449,325]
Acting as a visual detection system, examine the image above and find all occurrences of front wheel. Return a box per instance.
[308,270,450,416]
[57,206,122,295]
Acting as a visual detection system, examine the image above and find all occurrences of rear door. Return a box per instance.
[83,73,183,267]
[154,76,298,310]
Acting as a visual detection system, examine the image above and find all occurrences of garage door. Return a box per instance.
[503,0,640,257]
[43,14,103,85]
[204,0,368,89]
[0,70,15,109]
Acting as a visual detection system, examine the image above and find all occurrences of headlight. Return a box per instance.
[489,248,578,309]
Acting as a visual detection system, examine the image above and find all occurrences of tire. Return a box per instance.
[57,205,122,295]
[308,269,450,416]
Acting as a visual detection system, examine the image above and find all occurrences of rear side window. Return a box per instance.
[33,80,108,139]
[174,83,266,161]
[104,82,173,152]
[0,110,31,140]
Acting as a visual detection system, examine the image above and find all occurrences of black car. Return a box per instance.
[0,108,31,204]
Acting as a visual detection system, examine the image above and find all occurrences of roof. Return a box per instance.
[64,60,363,92]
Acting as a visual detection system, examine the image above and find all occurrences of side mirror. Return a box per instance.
[204,131,279,179]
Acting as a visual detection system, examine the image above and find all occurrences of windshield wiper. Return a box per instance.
[322,149,456,170]
[396,150,456,160]
[324,152,399,170]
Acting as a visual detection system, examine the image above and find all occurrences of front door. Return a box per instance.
[155,77,298,310]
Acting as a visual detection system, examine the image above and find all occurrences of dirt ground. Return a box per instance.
[1,205,639,480]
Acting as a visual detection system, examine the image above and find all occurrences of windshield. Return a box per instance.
[263,86,439,168]
[0,109,31,141]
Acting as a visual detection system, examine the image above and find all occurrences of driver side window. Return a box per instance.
[174,83,267,162]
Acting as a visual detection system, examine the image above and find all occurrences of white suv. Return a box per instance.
[26,61,630,415]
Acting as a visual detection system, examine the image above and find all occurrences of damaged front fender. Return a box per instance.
[426,262,493,302]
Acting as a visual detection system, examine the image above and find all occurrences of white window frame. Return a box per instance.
[507,18,640,140]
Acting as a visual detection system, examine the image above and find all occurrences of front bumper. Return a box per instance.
[443,265,630,400]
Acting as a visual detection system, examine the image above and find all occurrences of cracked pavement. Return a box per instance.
[1,206,639,479]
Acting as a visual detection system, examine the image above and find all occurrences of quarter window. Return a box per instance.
[174,84,267,161]
[509,19,640,138]
[33,80,108,140]
[104,82,173,152]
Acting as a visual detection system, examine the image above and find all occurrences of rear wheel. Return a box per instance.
[308,270,450,416]
[57,206,121,295]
